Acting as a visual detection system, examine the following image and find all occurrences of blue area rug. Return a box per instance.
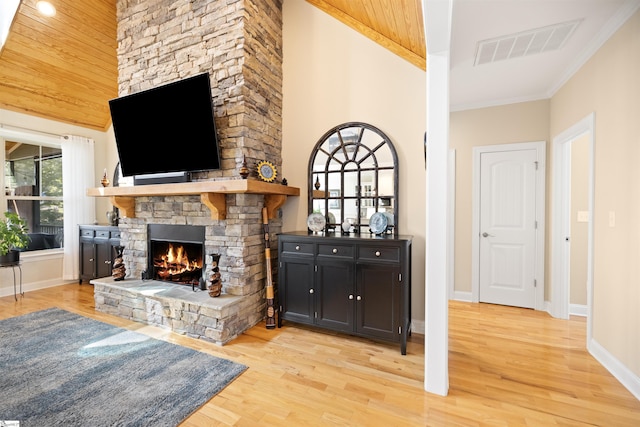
[0,308,247,426]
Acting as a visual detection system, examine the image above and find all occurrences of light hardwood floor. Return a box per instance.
[1,284,639,426]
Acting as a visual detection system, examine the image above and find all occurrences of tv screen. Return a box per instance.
[109,73,221,179]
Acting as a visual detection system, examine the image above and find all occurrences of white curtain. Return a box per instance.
[61,135,96,280]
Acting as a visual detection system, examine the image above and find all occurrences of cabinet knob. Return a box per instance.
[332,248,338,254]
[89,258,94,262]
[295,245,300,251]
[309,289,314,294]
[349,294,354,300]
[375,251,381,257]
[105,260,111,264]
[356,295,362,301]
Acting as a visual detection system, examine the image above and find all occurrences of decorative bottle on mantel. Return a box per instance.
[101,169,110,187]
[239,156,250,179]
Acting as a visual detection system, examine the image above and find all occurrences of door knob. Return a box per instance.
[482,232,493,238]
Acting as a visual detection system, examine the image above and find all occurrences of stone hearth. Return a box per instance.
[93,277,262,345]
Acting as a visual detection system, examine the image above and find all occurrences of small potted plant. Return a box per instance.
[0,211,30,266]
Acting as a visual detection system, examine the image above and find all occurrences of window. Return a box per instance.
[4,141,63,251]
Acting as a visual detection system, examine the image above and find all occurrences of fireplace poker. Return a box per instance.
[262,207,277,329]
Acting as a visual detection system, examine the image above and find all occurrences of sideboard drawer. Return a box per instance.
[80,229,94,238]
[318,244,354,258]
[358,245,400,262]
[281,241,314,255]
[95,230,110,239]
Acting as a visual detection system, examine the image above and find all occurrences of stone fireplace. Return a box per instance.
[118,194,280,297]
[93,0,286,345]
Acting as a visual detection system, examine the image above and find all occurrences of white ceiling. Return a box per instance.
[449,0,640,111]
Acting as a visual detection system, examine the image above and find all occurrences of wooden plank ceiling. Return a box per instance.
[0,0,117,131]
[0,0,424,132]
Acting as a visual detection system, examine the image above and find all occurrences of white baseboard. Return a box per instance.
[451,291,472,302]
[589,337,640,401]
[0,278,75,298]
[411,319,425,334]
[570,303,588,317]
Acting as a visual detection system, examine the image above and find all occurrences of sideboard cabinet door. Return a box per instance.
[280,254,315,325]
[79,236,95,283]
[316,258,354,332]
[356,263,401,342]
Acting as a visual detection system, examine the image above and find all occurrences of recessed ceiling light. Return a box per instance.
[36,1,56,17]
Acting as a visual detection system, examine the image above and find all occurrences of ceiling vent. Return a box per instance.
[474,19,582,66]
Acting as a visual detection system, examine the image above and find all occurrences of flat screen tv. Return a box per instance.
[109,73,221,182]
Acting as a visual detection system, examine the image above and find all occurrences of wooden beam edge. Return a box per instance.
[265,194,288,219]
[95,183,298,220]
[111,196,135,218]
[201,193,227,220]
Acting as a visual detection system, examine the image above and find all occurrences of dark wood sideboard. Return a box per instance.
[277,231,412,354]
[79,225,121,284]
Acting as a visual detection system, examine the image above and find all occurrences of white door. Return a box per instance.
[479,148,538,308]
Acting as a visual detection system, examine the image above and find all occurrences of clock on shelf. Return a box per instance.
[257,160,277,183]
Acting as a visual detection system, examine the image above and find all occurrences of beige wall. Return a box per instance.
[104,124,119,206]
[0,255,64,297]
[280,0,427,324]
[570,134,589,306]
[551,10,640,377]
[449,100,550,295]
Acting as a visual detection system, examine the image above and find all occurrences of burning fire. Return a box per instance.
[154,243,202,280]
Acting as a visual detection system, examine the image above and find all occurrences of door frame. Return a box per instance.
[472,141,546,310]
[550,113,595,333]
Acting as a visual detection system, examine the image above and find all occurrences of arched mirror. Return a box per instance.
[308,122,398,234]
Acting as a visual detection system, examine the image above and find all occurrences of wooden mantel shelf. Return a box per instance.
[87,179,300,220]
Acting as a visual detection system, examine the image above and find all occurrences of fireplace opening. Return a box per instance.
[151,241,202,283]
[147,224,205,287]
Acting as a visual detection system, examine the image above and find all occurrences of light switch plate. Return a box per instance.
[577,211,589,222]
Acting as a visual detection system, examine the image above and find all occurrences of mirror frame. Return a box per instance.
[308,122,399,234]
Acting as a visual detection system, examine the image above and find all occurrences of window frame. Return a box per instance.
[1,129,64,253]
